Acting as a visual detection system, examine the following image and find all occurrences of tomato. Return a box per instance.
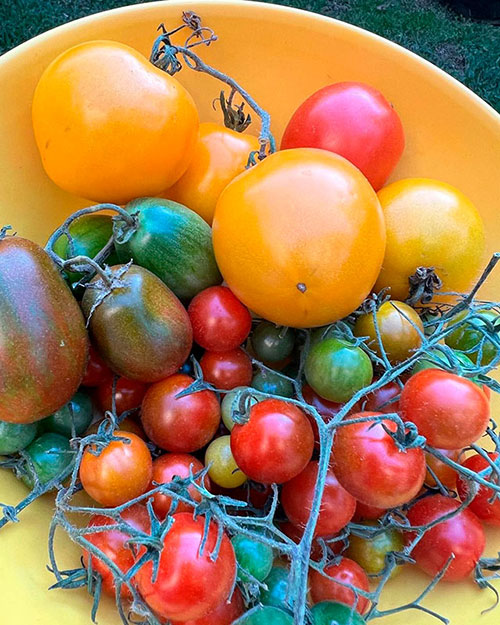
[251,322,296,363]
[82,504,150,597]
[141,374,220,452]
[260,566,291,609]
[0,237,88,423]
[347,522,403,578]
[251,369,294,398]
[165,122,260,224]
[374,179,485,302]
[188,286,252,352]
[354,301,423,364]
[136,512,236,622]
[310,601,367,625]
[232,534,274,582]
[237,606,293,625]
[170,588,244,625]
[457,452,500,525]
[332,412,426,508]
[200,348,253,390]
[79,431,153,506]
[281,82,404,191]
[302,384,346,448]
[363,380,400,414]
[221,387,257,432]
[82,345,113,387]
[0,421,38,455]
[32,41,198,204]
[405,495,485,581]
[22,433,74,488]
[352,501,386,522]
[399,369,490,449]
[40,390,93,438]
[82,265,192,383]
[231,399,314,484]
[212,148,385,328]
[151,453,208,519]
[281,461,356,537]
[305,338,373,403]
[425,448,460,489]
[309,557,370,614]
[96,376,148,416]
[445,309,499,366]
[205,435,247,488]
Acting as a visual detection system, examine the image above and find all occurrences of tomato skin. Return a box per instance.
[33,41,199,204]
[399,369,490,449]
[22,433,74,488]
[347,522,403,578]
[281,461,356,537]
[232,534,274,583]
[165,122,260,224]
[82,265,192,383]
[96,377,148,416]
[136,512,236,622]
[457,453,500,525]
[445,309,499,366]
[281,82,404,191]
[425,449,460,489]
[251,322,296,363]
[311,601,367,625]
[141,374,220,452]
[80,431,153,506]
[169,587,244,625]
[352,501,386,522]
[231,399,314,484]
[332,412,426,508]
[40,390,93,438]
[82,504,150,597]
[200,348,253,390]
[0,237,88,424]
[188,286,252,352]
[309,557,370,614]
[213,148,386,328]
[251,369,294,398]
[302,384,346,449]
[82,345,113,387]
[405,495,485,581]
[205,435,247,488]
[363,380,400,414]
[260,566,291,609]
[0,421,38,455]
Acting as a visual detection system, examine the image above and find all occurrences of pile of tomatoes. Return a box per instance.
[1,14,499,625]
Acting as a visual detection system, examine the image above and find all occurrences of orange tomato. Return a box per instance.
[375,179,485,301]
[212,148,385,328]
[165,122,260,224]
[32,41,199,204]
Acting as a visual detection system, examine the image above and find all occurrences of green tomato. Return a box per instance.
[40,390,93,438]
[0,421,38,455]
[231,534,274,583]
[237,606,293,625]
[221,387,257,432]
[22,433,74,489]
[304,338,373,402]
[251,370,294,398]
[311,601,367,625]
[347,522,403,578]
[260,566,291,609]
[445,309,499,366]
[251,322,296,362]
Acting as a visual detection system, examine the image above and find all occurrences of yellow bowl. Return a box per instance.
[1,1,499,624]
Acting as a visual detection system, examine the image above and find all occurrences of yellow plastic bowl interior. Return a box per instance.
[0,1,500,623]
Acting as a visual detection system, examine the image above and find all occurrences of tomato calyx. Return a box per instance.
[406,266,443,306]
[217,90,252,133]
[0,225,14,241]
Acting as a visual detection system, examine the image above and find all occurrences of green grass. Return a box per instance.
[1,0,499,110]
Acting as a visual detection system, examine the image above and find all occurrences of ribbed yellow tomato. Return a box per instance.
[212,148,386,328]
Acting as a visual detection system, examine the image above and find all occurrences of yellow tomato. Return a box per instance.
[205,435,247,488]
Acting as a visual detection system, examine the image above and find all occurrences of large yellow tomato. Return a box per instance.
[32,41,199,204]
[165,122,260,224]
[212,148,386,328]
[375,179,485,301]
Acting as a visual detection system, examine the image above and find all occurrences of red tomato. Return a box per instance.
[457,452,500,526]
[363,380,400,413]
[188,286,252,352]
[399,370,490,449]
[302,384,346,449]
[81,345,113,387]
[281,82,405,190]
[96,377,148,415]
[151,454,210,519]
[200,348,253,390]
[136,512,236,622]
[281,461,356,537]
[405,495,485,581]
[141,374,220,452]
[332,412,426,508]
[231,399,314,484]
[82,504,150,597]
[425,448,460,489]
[309,557,370,614]
[352,501,386,522]
[170,588,244,625]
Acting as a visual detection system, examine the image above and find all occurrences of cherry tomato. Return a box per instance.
[232,534,274,582]
[188,286,252,352]
[332,412,426,508]
[33,41,198,204]
[260,566,291,609]
[251,369,294,398]
[281,461,356,537]
[363,380,400,414]
[220,386,257,432]
[200,348,253,390]
[151,453,208,519]
[405,495,485,581]
[212,148,385,328]
[374,179,485,302]
[96,377,148,416]
[347,522,403,578]
[425,449,460,489]
[352,501,386,522]
[251,322,296,363]
[82,345,113,387]
[354,301,423,364]
[136,512,236,622]
[0,421,38,455]
[82,504,150,597]
[170,587,244,625]
[205,435,247,488]
[445,309,499,366]
[281,82,404,190]
[237,606,293,625]
[231,398,314,484]
[79,431,153,506]
[311,601,367,625]
[141,374,220,452]
[399,369,490,449]
[40,390,93,438]
[302,383,346,449]
[309,557,370,614]
[457,452,500,525]
[22,433,74,489]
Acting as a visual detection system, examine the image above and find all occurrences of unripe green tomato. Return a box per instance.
[251,322,295,362]
[22,433,74,489]
[231,534,274,583]
[40,390,93,438]
[251,369,294,398]
[0,421,38,455]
